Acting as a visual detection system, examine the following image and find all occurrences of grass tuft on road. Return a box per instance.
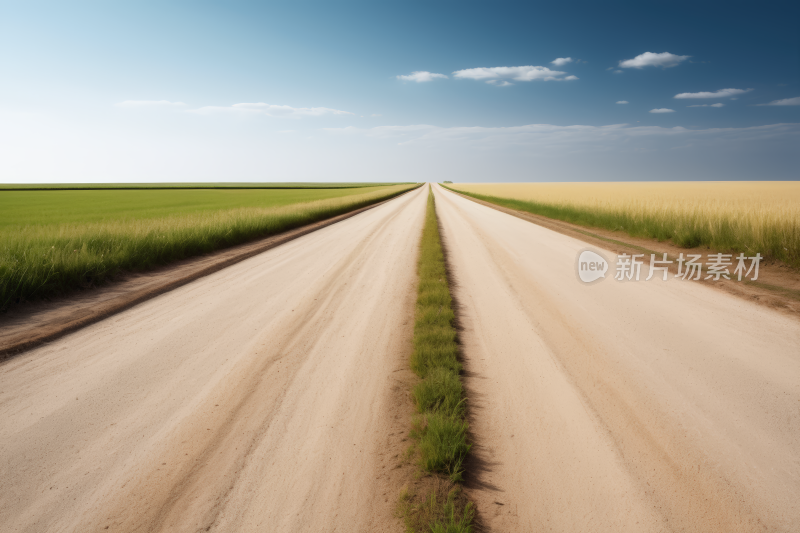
[412,367,464,417]
[398,482,474,533]
[398,185,474,533]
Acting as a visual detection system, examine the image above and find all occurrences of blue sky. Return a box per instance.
[1,0,798,182]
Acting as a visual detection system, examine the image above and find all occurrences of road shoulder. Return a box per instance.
[446,188,800,320]
[0,192,413,359]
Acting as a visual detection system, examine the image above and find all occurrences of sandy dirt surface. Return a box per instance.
[0,186,427,533]
[433,184,800,533]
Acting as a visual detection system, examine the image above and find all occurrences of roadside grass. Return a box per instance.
[445,182,800,268]
[0,184,417,310]
[398,186,474,533]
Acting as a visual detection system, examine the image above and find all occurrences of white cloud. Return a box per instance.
[674,88,752,99]
[758,96,800,106]
[616,101,629,104]
[650,108,675,113]
[619,52,690,69]
[396,71,448,82]
[613,70,623,74]
[551,57,573,66]
[564,75,579,81]
[487,80,513,87]
[452,65,571,82]
[189,103,353,117]
[116,100,186,107]
[688,103,725,108]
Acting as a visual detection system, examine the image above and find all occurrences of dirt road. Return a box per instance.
[0,186,427,533]
[433,184,800,533]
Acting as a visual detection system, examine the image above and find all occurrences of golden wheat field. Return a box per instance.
[448,182,800,267]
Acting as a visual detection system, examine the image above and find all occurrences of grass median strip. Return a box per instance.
[0,184,417,310]
[397,185,474,533]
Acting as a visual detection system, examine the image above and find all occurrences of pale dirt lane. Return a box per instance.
[433,185,800,533]
[0,185,426,533]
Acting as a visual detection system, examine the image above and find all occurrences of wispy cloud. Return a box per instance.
[487,80,513,87]
[758,96,800,106]
[452,65,575,83]
[323,122,800,150]
[619,52,690,69]
[616,101,629,104]
[5,106,796,183]
[396,71,448,82]
[116,100,186,107]
[189,103,353,117]
[650,108,676,113]
[674,88,752,99]
[551,57,573,66]
[688,103,725,108]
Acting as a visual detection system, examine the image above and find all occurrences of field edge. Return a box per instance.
[0,186,421,359]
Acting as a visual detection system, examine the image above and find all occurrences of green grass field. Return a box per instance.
[0,182,405,191]
[0,184,416,309]
[0,187,397,227]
